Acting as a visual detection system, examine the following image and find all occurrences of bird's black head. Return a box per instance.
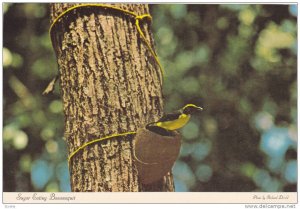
[182,104,203,115]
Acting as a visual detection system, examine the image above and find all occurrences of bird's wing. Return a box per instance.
[157,110,181,122]
[146,125,174,136]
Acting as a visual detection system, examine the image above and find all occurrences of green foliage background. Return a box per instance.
[3,4,297,192]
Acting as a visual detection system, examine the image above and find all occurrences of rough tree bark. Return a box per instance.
[50,3,175,192]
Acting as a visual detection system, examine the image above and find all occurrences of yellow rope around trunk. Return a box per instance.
[49,4,165,164]
[67,131,136,163]
[49,3,165,80]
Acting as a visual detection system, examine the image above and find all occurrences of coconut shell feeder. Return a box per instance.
[133,128,181,185]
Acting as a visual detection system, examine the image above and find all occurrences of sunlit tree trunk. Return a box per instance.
[50,3,175,192]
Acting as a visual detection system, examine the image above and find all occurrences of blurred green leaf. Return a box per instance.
[170,5,187,19]
[49,100,63,114]
[19,154,32,173]
[182,121,199,140]
[195,164,213,182]
[240,162,256,178]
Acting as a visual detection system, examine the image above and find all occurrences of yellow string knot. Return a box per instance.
[136,14,152,21]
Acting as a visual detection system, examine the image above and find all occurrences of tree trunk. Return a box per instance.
[50,3,175,192]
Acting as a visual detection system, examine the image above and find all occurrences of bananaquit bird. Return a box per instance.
[146,104,203,136]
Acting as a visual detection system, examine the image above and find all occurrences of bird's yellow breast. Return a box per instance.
[156,114,191,130]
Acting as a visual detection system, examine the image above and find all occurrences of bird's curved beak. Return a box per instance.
[197,106,203,111]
